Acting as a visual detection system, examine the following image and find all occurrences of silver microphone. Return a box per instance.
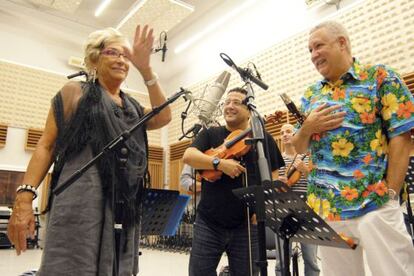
[193,70,231,126]
[179,71,231,139]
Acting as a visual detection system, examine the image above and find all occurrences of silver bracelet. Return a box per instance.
[144,73,159,86]
[16,184,38,199]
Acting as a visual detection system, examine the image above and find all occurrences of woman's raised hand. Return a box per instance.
[124,25,154,72]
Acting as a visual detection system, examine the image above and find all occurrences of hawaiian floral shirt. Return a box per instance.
[300,59,414,221]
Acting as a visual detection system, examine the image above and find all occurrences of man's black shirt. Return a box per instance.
[191,126,284,229]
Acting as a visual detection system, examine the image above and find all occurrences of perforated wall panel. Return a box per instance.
[0,60,161,146]
[168,0,414,145]
[30,0,82,14]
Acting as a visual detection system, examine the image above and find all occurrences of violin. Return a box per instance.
[286,154,307,186]
[201,128,252,182]
[200,111,285,181]
[265,109,309,186]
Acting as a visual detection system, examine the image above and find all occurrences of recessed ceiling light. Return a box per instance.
[95,0,112,17]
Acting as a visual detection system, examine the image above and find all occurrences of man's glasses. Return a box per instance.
[223,99,245,107]
[100,48,129,60]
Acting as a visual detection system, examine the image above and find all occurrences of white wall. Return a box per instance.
[163,0,363,93]
[0,127,32,172]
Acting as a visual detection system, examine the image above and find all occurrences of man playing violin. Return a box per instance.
[183,87,284,276]
[276,123,320,276]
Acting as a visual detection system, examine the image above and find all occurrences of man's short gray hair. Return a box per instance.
[310,21,351,53]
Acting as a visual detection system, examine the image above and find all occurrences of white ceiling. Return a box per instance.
[2,0,348,93]
[3,0,227,87]
[6,0,220,36]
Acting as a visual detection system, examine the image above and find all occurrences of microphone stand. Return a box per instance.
[244,81,272,276]
[222,53,271,276]
[53,87,190,276]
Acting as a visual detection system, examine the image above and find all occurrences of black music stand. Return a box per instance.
[233,180,357,276]
[141,188,190,236]
[132,188,190,276]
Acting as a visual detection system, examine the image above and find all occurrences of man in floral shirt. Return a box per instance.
[293,21,414,276]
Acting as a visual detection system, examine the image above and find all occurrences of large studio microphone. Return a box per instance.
[179,71,231,139]
[197,70,231,123]
[161,34,167,62]
[280,92,305,124]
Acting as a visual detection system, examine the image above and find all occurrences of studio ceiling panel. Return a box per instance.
[118,0,193,41]
[29,0,82,14]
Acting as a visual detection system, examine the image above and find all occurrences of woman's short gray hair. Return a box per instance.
[310,21,351,53]
[83,28,129,74]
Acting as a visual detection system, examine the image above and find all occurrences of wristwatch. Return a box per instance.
[212,157,221,171]
[388,188,398,200]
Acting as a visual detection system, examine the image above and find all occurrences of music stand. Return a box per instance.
[141,188,190,236]
[233,180,357,276]
[132,189,190,276]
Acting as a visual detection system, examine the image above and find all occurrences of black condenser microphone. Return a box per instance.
[161,34,167,62]
[67,70,87,79]
[220,53,268,90]
[280,93,305,125]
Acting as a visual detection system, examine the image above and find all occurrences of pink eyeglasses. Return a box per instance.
[100,48,129,60]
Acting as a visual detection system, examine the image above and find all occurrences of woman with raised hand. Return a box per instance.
[7,24,171,275]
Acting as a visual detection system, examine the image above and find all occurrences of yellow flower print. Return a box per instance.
[307,194,331,218]
[305,88,313,99]
[321,85,331,95]
[351,97,371,113]
[391,82,400,89]
[354,62,361,74]
[307,193,317,208]
[381,93,398,120]
[370,130,388,156]
[319,199,331,218]
[332,138,354,157]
